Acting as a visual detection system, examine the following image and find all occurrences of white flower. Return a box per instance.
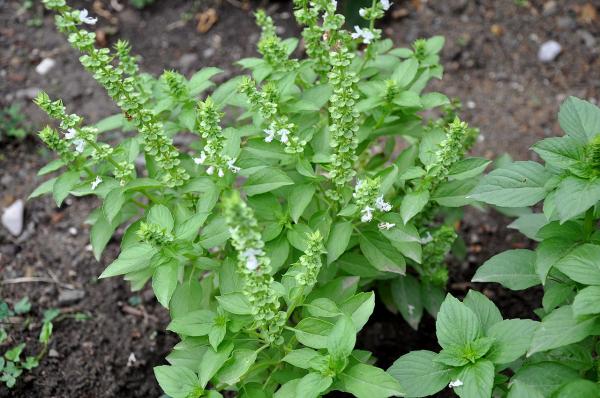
[218,168,225,178]
[278,128,290,144]
[206,166,215,175]
[361,206,374,223]
[74,139,85,153]
[65,128,77,140]
[380,0,391,11]
[331,0,338,9]
[264,128,276,143]
[227,159,240,174]
[193,151,207,165]
[242,248,264,271]
[90,176,102,190]
[378,222,395,230]
[351,26,375,44]
[359,8,368,17]
[375,195,392,212]
[449,379,463,388]
[78,9,98,25]
[407,304,415,315]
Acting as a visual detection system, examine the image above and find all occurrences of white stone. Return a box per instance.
[35,58,56,75]
[2,199,24,236]
[538,41,562,62]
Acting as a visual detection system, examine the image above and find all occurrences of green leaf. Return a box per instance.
[392,58,419,88]
[174,213,206,241]
[448,158,491,180]
[473,249,540,290]
[462,290,502,333]
[326,315,356,361]
[289,184,315,223]
[168,310,215,336]
[387,350,451,398]
[215,349,257,386]
[244,167,294,196]
[558,96,600,143]
[95,113,125,133]
[555,244,600,285]
[554,177,600,222]
[400,190,429,224]
[13,297,31,315]
[209,322,227,351]
[37,159,65,176]
[102,187,125,223]
[169,279,204,319]
[453,359,494,398]
[508,213,548,241]
[531,136,584,169]
[283,348,322,370]
[338,363,405,398]
[535,238,579,284]
[470,161,551,207]
[391,275,422,330]
[509,362,579,397]
[573,285,600,316]
[339,292,375,332]
[189,67,222,95]
[199,216,230,249]
[100,243,156,278]
[295,373,333,398]
[216,293,253,315]
[436,294,482,350]
[90,213,118,261]
[432,178,479,207]
[148,204,174,231]
[29,177,57,199]
[4,343,25,362]
[306,298,340,318]
[294,318,334,349]
[327,221,353,265]
[486,319,539,364]
[154,365,201,398]
[199,343,234,388]
[421,92,450,109]
[359,231,406,275]
[152,261,178,308]
[551,379,600,398]
[528,305,600,356]
[53,171,80,206]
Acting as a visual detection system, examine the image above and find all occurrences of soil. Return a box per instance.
[0,0,597,396]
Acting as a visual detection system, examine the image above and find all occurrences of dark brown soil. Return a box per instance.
[0,0,596,396]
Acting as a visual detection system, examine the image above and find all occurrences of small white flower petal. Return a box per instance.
[380,0,391,11]
[449,379,463,388]
[74,139,85,153]
[79,9,98,25]
[65,128,77,140]
[91,176,102,190]
[206,166,215,175]
[359,8,367,17]
[218,168,225,178]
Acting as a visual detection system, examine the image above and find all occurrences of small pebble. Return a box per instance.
[58,289,86,306]
[35,58,56,75]
[538,40,562,62]
[466,100,476,109]
[127,352,137,367]
[2,199,24,237]
[48,349,60,358]
[68,227,78,236]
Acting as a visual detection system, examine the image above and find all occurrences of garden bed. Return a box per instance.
[0,0,598,396]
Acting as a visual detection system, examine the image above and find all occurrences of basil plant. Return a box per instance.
[31,0,486,396]
[390,97,600,398]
